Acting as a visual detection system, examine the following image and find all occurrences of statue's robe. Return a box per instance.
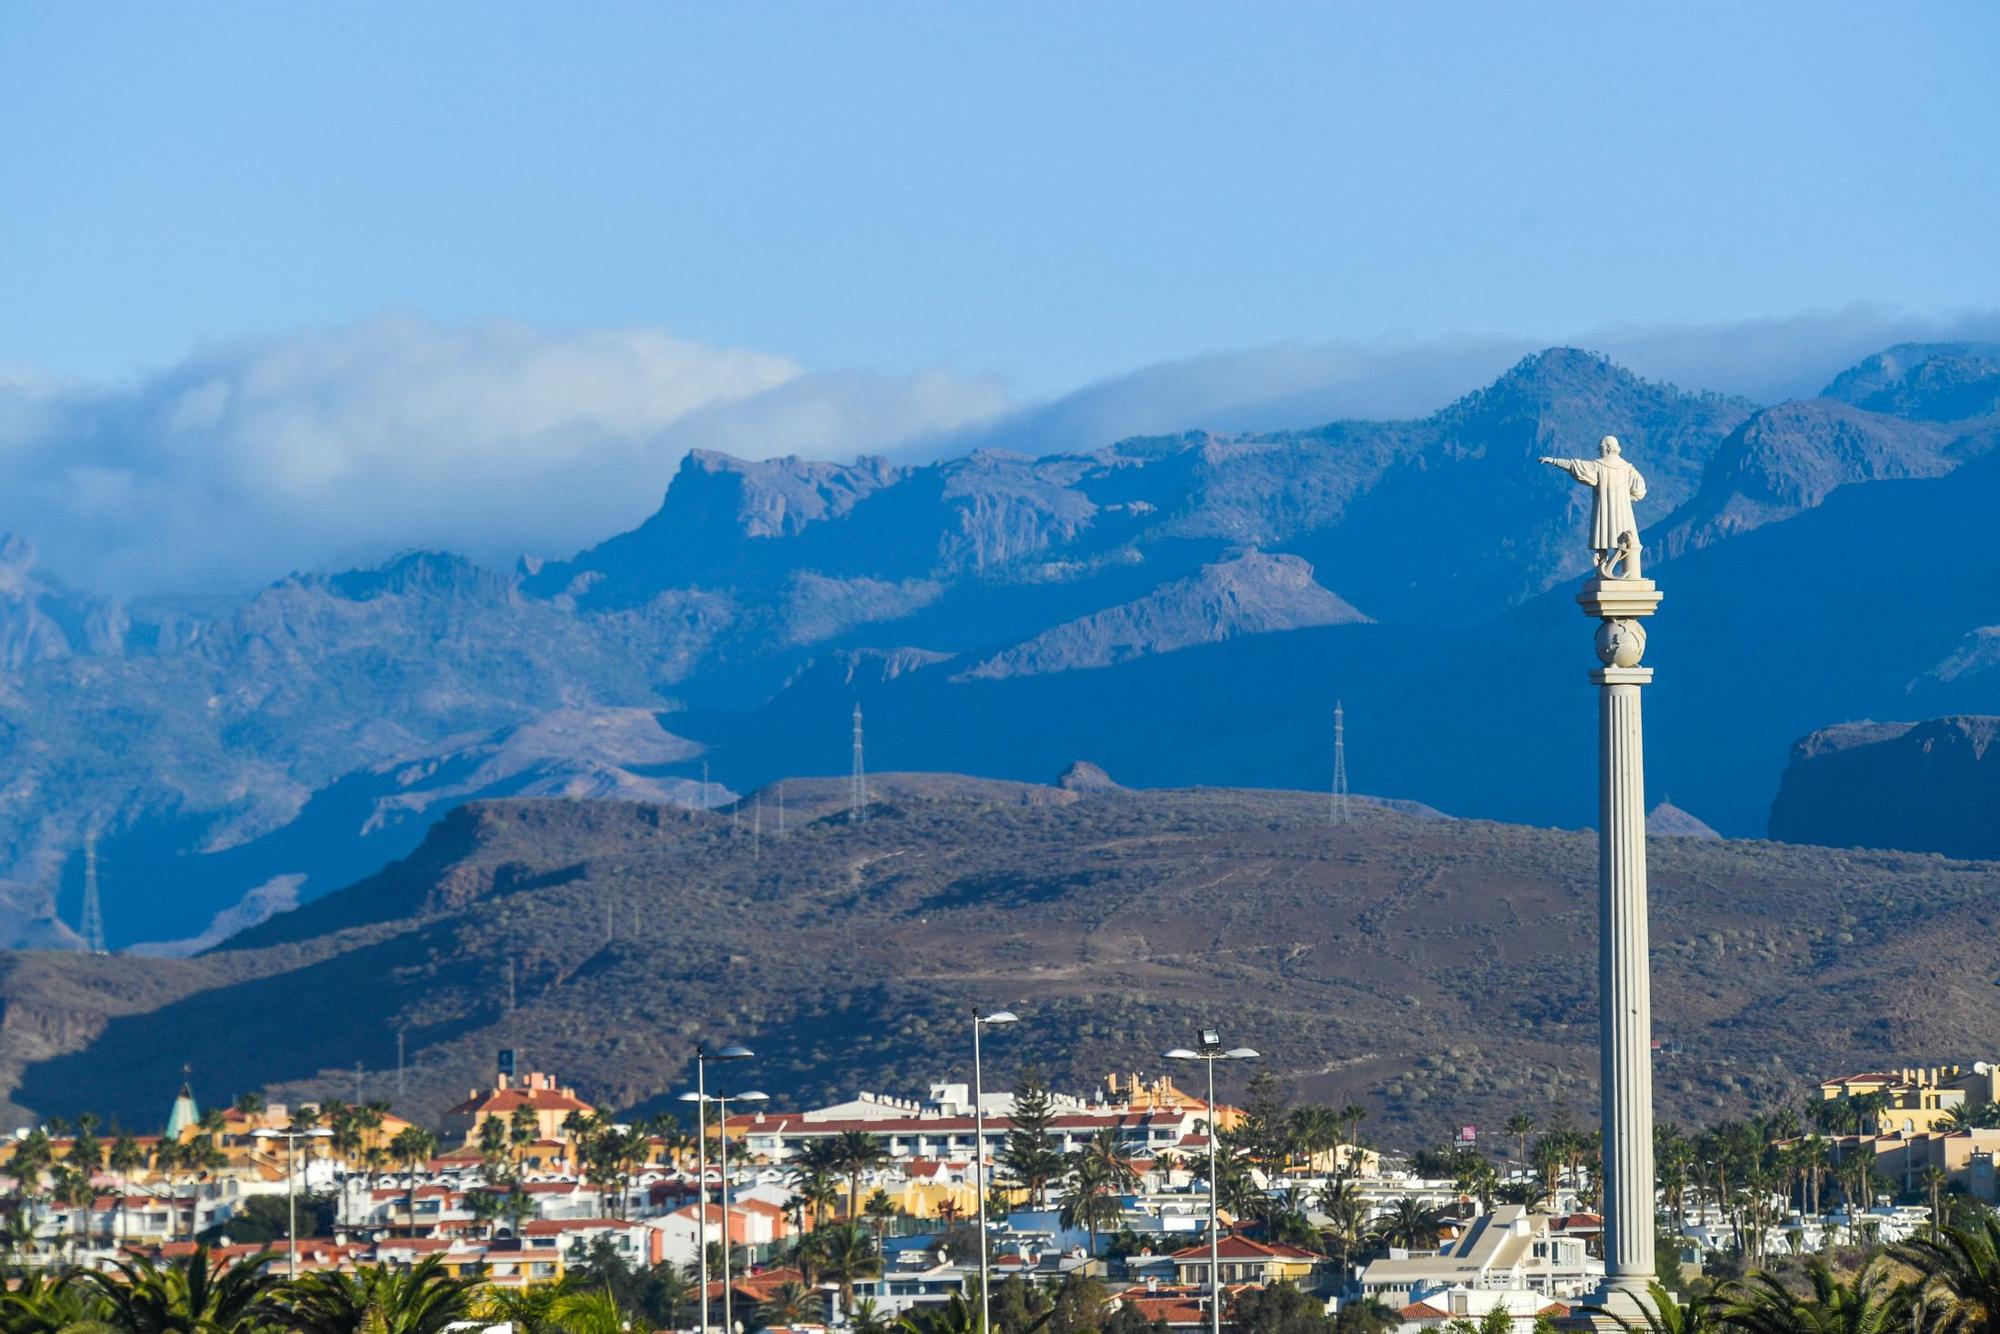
[1552,455,1647,553]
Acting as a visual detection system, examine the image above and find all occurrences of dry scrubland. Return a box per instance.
[3,775,1997,1141]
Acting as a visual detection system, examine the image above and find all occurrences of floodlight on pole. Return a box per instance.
[972,1009,1020,1334]
[1165,1037,1257,1334]
[253,1126,333,1278]
[707,1087,766,1334]
[686,1042,754,1334]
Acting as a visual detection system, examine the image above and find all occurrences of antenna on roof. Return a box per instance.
[1330,700,1351,825]
[79,827,107,955]
[850,703,867,824]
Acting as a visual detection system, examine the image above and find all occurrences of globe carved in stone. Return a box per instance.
[1596,618,1646,667]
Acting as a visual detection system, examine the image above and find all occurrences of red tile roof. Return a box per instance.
[523,1218,647,1235]
[444,1087,593,1117]
[1168,1235,1324,1262]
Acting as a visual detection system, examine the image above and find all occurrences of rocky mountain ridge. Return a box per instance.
[3,342,1997,948]
[1768,715,2000,860]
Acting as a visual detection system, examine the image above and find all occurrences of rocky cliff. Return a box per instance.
[1768,716,2000,859]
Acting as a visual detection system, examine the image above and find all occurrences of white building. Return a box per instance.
[1357,1206,1603,1306]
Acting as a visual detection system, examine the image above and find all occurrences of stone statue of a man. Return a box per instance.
[1541,435,1648,579]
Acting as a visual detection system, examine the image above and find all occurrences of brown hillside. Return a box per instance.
[5,779,1998,1145]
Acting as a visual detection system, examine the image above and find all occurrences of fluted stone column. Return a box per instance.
[1578,575,1662,1311]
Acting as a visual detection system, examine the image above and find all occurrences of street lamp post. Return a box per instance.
[712,1088,768,1334]
[1166,1032,1258,1334]
[252,1126,333,1278]
[682,1043,753,1334]
[971,1010,1018,1334]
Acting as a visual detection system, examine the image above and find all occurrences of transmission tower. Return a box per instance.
[80,829,107,954]
[849,702,867,823]
[1330,700,1351,824]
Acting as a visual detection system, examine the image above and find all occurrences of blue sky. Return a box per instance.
[0,3,1996,592]
[5,2,1995,392]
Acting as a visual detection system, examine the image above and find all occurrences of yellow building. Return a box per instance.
[440,1072,596,1150]
[1820,1064,2000,1135]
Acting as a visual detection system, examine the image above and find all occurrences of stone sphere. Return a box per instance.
[1595,618,1646,667]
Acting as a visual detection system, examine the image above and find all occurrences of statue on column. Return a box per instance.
[1541,435,1647,579]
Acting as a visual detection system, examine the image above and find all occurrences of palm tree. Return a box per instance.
[1316,1176,1367,1267]
[1891,1212,2000,1334]
[759,1280,826,1326]
[834,1129,890,1223]
[468,1188,504,1240]
[851,1295,894,1334]
[196,1106,228,1148]
[814,1222,883,1318]
[501,1187,536,1238]
[1589,1281,1720,1334]
[51,1165,93,1258]
[864,1186,899,1243]
[545,1288,627,1334]
[1287,1106,1343,1170]
[898,1291,977,1334]
[0,1267,104,1332]
[282,1254,478,1334]
[11,1126,54,1254]
[477,1116,512,1183]
[1715,1258,1907,1334]
[1375,1197,1446,1251]
[389,1126,438,1229]
[1920,1166,1950,1237]
[1059,1156,1127,1257]
[106,1133,148,1250]
[1336,1103,1369,1153]
[508,1104,540,1169]
[1504,1113,1537,1166]
[71,1243,284,1333]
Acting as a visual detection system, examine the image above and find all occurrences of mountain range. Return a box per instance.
[2,341,1997,950]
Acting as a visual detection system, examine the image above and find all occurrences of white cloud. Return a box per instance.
[0,315,1009,593]
[4,306,1993,596]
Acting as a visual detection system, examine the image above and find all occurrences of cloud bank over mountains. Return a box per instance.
[1,307,1996,595]
[0,316,1007,594]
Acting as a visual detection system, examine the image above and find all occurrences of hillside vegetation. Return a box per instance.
[6,778,1998,1145]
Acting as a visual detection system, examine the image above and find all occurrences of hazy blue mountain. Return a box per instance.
[1768,716,2000,860]
[1820,342,2000,423]
[2,343,1995,948]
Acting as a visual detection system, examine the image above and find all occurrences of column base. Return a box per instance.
[1559,1280,1659,1333]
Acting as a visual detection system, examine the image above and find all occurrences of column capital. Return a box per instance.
[1577,577,1663,621]
[1590,666,1654,686]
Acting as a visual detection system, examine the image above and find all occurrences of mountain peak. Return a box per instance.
[1481,347,1640,401]
[322,550,512,603]
[1821,343,2000,423]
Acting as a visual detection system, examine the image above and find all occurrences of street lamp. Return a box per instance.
[1165,1036,1258,1334]
[711,1089,768,1334]
[680,1043,752,1334]
[971,1010,1018,1334]
[252,1126,333,1278]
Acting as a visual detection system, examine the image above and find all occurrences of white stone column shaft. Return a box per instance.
[1596,672,1654,1290]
